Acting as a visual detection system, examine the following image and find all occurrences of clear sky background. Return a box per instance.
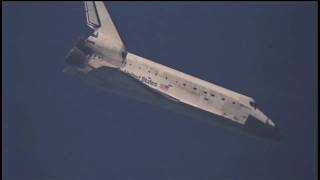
[2,2,317,180]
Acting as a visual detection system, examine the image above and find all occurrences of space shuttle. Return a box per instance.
[64,1,279,140]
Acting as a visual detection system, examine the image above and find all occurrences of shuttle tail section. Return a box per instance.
[84,1,127,68]
[84,1,125,49]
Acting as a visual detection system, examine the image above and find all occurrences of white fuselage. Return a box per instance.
[64,1,277,139]
[87,51,274,127]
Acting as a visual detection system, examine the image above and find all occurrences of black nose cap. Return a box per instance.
[244,115,282,142]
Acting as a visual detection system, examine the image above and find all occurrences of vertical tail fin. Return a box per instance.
[84,1,125,50]
[84,1,101,29]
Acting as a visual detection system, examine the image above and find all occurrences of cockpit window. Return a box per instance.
[249,101,257,109]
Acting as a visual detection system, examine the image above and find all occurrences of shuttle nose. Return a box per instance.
[244,115,281,141]
[266,118,275,127]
